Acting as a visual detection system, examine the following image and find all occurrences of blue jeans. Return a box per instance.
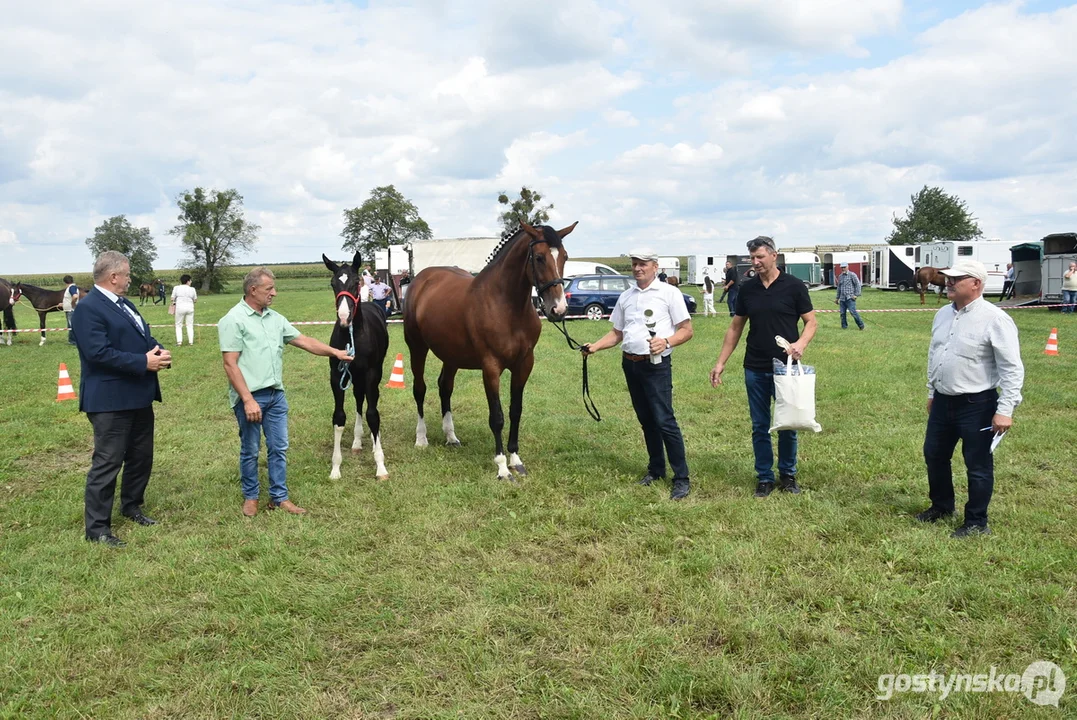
[923,389,997,526]
[726,287,738,317]
[1063,289,1077,313]
[233,389,290,502]
[744,369,797,483]
[66,311,76,345]
[622,355,689,480]
[839,298,864,329]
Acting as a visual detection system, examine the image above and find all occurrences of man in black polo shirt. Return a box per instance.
[721,260,739,317]
[710,236,817,497]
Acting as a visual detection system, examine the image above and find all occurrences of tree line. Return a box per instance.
[85,182,980,291]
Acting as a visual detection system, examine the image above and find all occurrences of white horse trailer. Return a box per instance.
[658,256,681,282]
[686,255,725,285]
[870,245,917,291]
[920,240,1010,294]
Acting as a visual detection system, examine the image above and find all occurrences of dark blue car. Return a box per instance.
[563,275,697,320]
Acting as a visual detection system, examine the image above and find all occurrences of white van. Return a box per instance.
[563,260,618,277]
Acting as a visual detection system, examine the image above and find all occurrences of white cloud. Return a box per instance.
[603,109,640,128]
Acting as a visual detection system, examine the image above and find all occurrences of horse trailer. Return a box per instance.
[821,251,868,285]
[1008,242,1043,298]
[1040,233,1077,303]
[686,255,725,285]
[919,240,1010,294]
[777,252,822,285]
[658,256,681,282]
[869,245,917,291]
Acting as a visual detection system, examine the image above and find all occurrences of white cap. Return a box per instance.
[940,260,988,283]
[840,262,849,268]
[628,248,659,262]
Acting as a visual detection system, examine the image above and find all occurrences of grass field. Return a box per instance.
[1,283,1075,718]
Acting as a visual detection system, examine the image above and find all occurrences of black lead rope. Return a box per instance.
[549,317,602,422]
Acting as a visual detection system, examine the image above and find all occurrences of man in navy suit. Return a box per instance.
[72,251,172,547]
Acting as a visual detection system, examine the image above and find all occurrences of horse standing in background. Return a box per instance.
[322,253,391,480]
[0,279,19,346]
[915,266,948,305]
[13,283,70,346]
[403,221,576,480]
[138,283,156,305]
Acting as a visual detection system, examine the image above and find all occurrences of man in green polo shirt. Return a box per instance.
[219,267,353,517]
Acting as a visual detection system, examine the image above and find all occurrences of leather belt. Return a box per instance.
[623,351,652,362]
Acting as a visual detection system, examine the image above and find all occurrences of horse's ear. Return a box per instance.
[351,252,362,273]
[556,221,578,240]
[323,254,338,273]
[519,221,541,239]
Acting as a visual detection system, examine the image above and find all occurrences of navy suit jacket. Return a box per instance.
[71,288,164,413]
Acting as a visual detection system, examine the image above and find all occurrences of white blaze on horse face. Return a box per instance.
[550,247,560,264]
[338,273,348,286]
[337,297,350,325]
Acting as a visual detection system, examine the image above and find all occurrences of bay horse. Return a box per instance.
[915,266,948,305]
[322,253,391,480]
[13,282,75,346]
[403,221,576,480]
[138,283,156,305]
[0,278,19,346]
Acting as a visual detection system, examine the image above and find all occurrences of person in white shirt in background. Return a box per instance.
[917,259,1024,538]
[701,272,716,317]
[1062,261,1077,313]
[581,248,694,500]
[170,274,198,345]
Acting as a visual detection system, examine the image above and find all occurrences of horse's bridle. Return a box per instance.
[527,238,565,300]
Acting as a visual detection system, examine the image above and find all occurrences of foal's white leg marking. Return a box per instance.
[39,335,46,346]
[352,414,363,451]
[330,425,344,479]
[415,416,429,447]
[510,452,523,468]
[494,453,511,480]
[373,433,388,479]
[442,411,460,445]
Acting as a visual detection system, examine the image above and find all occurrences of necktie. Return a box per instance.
[117,298,145,335]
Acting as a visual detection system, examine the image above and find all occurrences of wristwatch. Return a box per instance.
[664,338,671,351]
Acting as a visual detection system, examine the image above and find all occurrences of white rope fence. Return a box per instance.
[1,302,1071,335]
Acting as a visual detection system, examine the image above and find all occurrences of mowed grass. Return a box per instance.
[1,284,1075,719]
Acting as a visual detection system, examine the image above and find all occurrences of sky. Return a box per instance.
[2,0,1076,275]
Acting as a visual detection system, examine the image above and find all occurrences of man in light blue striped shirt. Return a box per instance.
[834,263,865,330]
[916,259,1024,538]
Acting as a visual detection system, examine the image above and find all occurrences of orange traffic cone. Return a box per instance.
[56,363,77,402]
[385,353,406,388]
[1044,328,1059,356]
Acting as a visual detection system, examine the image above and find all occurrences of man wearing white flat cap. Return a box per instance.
[581,248,694,500]
[916,259,1024,538]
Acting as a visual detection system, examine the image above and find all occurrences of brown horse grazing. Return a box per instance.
[404,221,577,479]
[0,278,19,346]
[915,266,949,305]
[138,283,156,305]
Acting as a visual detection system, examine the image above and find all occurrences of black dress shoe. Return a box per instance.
[124,512,157,526]
[638,473,663,486]
[754,481,775,498]
[915,507,953,523]
[952,524,991,538]
[670,479,690,500]
[778,474,801,494]
[86,534,126,547]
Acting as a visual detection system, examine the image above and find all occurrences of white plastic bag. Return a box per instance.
[770,339,822,433]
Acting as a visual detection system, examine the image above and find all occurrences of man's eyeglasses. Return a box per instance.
[944,276,973,286]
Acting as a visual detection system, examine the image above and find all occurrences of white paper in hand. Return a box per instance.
[990,431,1007,454]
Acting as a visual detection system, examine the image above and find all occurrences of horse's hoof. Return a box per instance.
[329,469,341,480]
[446,440,461,448]
[415,439,428,448]
[512,464,529,476]
[350,448,362,454]
[376,473,389,481]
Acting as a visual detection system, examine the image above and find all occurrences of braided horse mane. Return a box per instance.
[482,224,563,270]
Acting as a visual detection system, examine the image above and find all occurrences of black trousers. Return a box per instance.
[923,389,997,526]
[622,355,689,480]
[85,407,155,538]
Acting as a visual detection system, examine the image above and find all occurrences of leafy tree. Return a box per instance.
[341,185,432,276]
[887,185,983,245]
[169,188,260,292]
[497,186,552,235]
[85,215,158,285]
